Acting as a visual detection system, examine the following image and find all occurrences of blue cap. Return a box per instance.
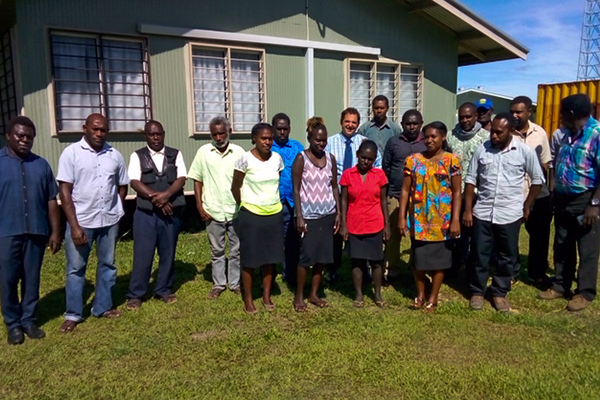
[476,98,493,110]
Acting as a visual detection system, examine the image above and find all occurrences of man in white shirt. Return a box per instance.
[125,120,187,311]
[463,113,544,313]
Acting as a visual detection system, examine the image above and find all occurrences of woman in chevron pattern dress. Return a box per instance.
[291,118,341,312]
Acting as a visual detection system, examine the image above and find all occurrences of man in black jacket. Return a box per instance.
[125,120,187,310]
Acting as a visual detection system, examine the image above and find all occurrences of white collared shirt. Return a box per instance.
[57,137,130,229]
[127,146,187,181]
[465,138,544,225]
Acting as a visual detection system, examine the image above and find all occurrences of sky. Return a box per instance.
[457,0,585,101]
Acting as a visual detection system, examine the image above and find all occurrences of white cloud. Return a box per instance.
[458,0,585,100]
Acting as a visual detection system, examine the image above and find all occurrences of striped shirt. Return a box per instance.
[324,132,382,185]
[555,117,600,194]
[299,152,336,219]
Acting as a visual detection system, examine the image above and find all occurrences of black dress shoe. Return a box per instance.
[23,324,46,339]
[7,327,24,345]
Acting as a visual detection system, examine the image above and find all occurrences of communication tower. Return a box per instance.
[578,0,600,80]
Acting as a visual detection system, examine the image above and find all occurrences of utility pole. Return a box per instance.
[578,0,600,80]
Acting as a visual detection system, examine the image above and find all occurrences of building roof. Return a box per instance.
[457,88,537,106]
[397,0,529,66]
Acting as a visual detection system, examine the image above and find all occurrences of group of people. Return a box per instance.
[1,91,599,345]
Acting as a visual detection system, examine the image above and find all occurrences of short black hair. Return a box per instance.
[358,139,378,155]
[372,95,389,107]
[340,107,360,125]
[7,116,36,136]
[271,112,290,126]
[144,120,164,133]
[251,122,274,145]
[510,96,533,110]
[560,94,592,120]
[458,102,477,113]
[494,112,517,129]
[402,109,423,123]
[423,121,448,136]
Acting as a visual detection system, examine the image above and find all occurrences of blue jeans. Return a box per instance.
[65,223,119,321]
[0,235,47,330]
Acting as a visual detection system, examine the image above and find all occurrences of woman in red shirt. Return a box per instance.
[340,140,390,307]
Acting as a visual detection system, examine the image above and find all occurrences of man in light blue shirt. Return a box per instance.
[463,112,543,313]
[324,107,381,283]
[57,114,129,333]
[357,95,402,155]
[271,112,304,285]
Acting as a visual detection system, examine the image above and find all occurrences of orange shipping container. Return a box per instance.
[537,80,600,137]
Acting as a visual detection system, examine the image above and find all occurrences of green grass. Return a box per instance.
[1,228,600,399]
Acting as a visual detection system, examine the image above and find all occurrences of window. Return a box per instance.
[49,32,152,132]
[347,60,422,121]
[0,29,18,135]
[190,44,265,133]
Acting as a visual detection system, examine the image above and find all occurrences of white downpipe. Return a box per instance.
[306,47,315,121]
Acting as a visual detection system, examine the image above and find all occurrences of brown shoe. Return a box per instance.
[207,288,225,300]
[126,298,142,311]
[156,294,177,304]
[231,286,242,296]
[59,319,78,334]
[470,295,484,311]
[567,294,591,312]
[493,297,510,313]
[537,288,564,301]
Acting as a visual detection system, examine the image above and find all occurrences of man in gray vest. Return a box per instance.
[125,120,187,310]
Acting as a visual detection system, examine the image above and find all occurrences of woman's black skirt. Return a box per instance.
[298,213,336,266]
[236,207,284,268]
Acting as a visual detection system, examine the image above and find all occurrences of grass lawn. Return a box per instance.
[1,227,599,399]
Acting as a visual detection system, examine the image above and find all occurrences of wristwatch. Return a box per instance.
[591,198,600,207]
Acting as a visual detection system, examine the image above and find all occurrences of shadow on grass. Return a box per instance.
[443,252,538,301]
[37,259,197,326]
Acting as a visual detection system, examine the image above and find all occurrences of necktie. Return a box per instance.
[343,138,353,172]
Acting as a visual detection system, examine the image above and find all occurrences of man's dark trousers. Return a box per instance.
[470,218,521,297]
[281,200,299,284]
[524,195,552,280]
[0,234,47,330]
[552,192,600,301]
[127,208,182,299]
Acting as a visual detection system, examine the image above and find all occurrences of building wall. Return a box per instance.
[12,0,458,187]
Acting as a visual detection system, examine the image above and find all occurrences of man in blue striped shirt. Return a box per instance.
[325,107,381,283]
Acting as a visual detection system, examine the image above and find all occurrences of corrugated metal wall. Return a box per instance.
[537,80,600,136]
[11,0,458,189]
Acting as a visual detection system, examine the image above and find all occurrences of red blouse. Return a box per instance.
[340,166,388,235]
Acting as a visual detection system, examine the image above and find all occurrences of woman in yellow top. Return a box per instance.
[398,122,461,313]
[231,123,284,315]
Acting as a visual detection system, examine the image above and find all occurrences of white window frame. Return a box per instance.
[48,30,153,134]
[186,42,266,135]
[345,58,423,121]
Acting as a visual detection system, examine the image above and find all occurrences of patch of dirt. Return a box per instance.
[189,330,222,342]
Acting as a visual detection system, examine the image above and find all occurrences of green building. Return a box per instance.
[0,0,527,192]
[456,87,537,122]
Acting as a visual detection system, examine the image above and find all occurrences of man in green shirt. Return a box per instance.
[447,102,489,274]
[188,116,245,299]
[357,95,402,155]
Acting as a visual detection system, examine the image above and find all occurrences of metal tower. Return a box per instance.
[578,0,600,80]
